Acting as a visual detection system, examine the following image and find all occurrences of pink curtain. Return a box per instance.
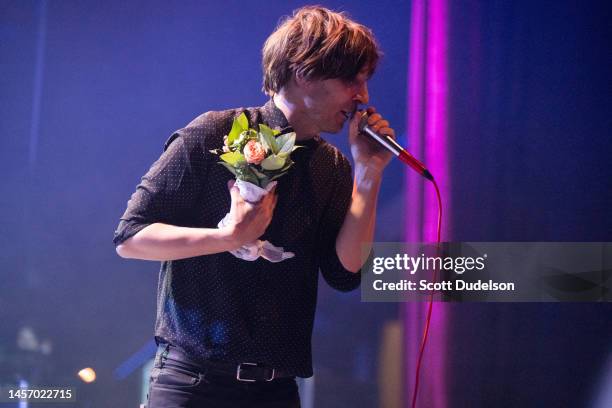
[403,0,450,406]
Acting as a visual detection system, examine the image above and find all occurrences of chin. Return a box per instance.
[324,123,345,134]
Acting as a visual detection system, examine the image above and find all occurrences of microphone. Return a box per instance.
[359,113,434,181]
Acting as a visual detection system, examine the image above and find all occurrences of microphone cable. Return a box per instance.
[410,177,442,408]
[357,111,442,407]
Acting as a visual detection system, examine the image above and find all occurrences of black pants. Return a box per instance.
[147,343,301,408]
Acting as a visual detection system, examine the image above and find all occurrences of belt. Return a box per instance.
[206,360,293,382]
[162,344,293,382]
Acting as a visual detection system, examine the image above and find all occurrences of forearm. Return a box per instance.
[116,223,238,261]
[336,164,382,272]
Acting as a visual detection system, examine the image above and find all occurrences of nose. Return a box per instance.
[353,82,369,105]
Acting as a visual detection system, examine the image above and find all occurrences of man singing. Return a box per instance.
[114,6,395,407]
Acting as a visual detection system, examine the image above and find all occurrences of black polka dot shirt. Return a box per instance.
[114,99,361,377]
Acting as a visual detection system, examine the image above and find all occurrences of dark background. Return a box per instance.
[1,0,611,407]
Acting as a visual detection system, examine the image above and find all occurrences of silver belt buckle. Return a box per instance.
[236,362,275,382]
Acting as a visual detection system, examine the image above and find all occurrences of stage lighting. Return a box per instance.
[78,367,96,383]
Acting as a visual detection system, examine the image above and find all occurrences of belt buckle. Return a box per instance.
[236,362,275,382]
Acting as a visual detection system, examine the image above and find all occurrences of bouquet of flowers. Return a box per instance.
[210,112,300,262]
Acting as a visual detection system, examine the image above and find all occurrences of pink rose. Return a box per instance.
[243,140,266,165]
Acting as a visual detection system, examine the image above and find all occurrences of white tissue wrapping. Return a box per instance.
[218,179,295,262]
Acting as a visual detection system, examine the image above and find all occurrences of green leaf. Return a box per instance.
[259,123,275,138]
[218,162,238,176]
[259,134,272,153]
[220,151,246,166]
[276,132,296,153]
[278,161,294,173]
[251,166,269,180]
[259,123,282,136]
[261,154,286,170]
[269,171,288,182]
[259,126,278,154]
[227,113,249,145]
[237,112,248,131]
[230,131,244,147]
[227,121,242,145]
[236,165,260,186]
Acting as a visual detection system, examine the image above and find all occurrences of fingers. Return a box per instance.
[225,180,280,244]
[227,179,238,195]
[378,126,395,139]
[363,106,395,138]
[366,113,383,125]
[262,188,278,212]
[269,195,278,211]
[252,190,277,233]
[350,109,366,130]
[365,123,396,141]
[369,119,389,132]
[228,180,241,203]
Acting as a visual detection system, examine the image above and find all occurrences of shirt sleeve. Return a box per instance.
[317,154,362,292]
[113,127,207,246]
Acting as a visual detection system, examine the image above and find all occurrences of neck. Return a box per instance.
[272,92,319,141]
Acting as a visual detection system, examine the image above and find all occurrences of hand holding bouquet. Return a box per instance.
[211,113,300,262]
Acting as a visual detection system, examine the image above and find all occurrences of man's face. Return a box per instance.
[299,69,370,134]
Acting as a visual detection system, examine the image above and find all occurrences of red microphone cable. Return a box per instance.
[359,115,442,408]
[410,178,442,408]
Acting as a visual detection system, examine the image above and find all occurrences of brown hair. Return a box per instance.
[262,5,381,95]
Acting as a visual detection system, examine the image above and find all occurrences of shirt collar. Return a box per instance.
[261,98,321,147]
[262,98,291,133]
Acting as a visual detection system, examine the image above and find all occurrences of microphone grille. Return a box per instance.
[358,111,369,132]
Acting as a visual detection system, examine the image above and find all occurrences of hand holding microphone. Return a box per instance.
[353,106,433,181]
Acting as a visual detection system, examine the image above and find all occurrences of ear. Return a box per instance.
[293,70,309,89]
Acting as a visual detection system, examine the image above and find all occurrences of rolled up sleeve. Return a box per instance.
[113,128,206,246]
